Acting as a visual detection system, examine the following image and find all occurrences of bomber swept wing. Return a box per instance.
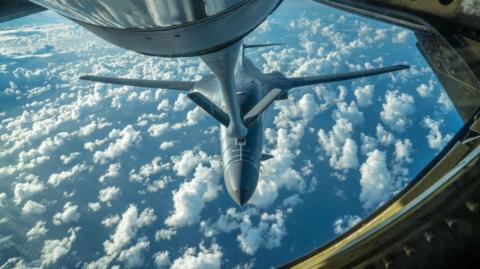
[80,63,408,130]
[285,64,409,88]
[79,75,195,91]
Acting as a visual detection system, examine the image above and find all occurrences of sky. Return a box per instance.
[0,0,463,268]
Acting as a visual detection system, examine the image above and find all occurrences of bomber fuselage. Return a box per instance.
[194,56,275,205]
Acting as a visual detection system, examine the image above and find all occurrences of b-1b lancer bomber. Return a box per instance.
[30,0,409,205]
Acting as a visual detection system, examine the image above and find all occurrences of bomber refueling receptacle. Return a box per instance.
[28,0,409,205]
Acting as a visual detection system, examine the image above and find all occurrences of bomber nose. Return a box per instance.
[224,160,259,206]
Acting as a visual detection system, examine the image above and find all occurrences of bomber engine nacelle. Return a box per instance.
[30,0,283,57]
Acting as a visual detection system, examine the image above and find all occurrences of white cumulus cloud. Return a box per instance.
[423,116,452,150]
[86,204,156,269]
[165,161,221,228]
[27,221,48,241]
[153,251,170,268]
[117,237,150,268]
[170,243,222,269]
[41,227,79,267]
[13,178,45,204]
[48,163,88,187]
[359,150,394,210]
[333,214,361,235]
[380,90,415,132]
[93,125,142,164]
[53,202,80,225]
[22,200,46,215]
[171,150,208,177]
[354,84,374,107]
[376,123,395,146]
[98,186,121,203]
[0,193,6,207]
[416,80,434,97]
[99,163,121,183]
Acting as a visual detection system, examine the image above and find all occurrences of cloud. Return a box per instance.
[155,228,177,241]
[380,90,415,132]
[360,133,377,155]
[99,163,121,183]
[157,99,170,111]
[392,138,414,179]
[86,204,156,269]
[98,186,121,204]
[318,118,353,157]
[53,202,80,225]
[201,208,288,255]
[59,152,81,164]
[93,125,142,164]
[153,251,170,268]
[136,112,168,127]
[354,84,374,107]
[41,227,79,267]
[437,91,453,112]
[173,93,191,111]
[138,207,157,226]
[314,85,347,111]
[336,138,359,170]
[332,101,364,125]
[317,118,359,171]
[48,163,88,187]
[461,0,480,15]
[0,193,6,207]
[0,258,33,269]
[376,124,395,146]
[129,157,169,184]
[165,160,221,228]
[13,177,45,204]
[101,215,120,227]
[359,150,394,210]
[184,107,207,126]
[416,80,434,97]
[88,202,101,212]
[0,132,72,176]
[22,200,46,215]
[76,118,111,137]
[104,205,141,255]
[146,176,171,193]
[274,94,320,128]
[249,93,319,207]
[27,221,48,241]
[171,150,208,177]
[117,237,150,268]
[392,30,409,43]
[148,122,170,137]
[282,193,303,208]
[394,139,413,163]
[170,243,222,269]
[423,116,452,150]
[333,214,361,235]
[237,210,287,255]
[159,141,176,150]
